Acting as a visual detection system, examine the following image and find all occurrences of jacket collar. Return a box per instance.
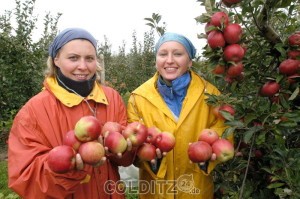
[43,77,108,107]
[132,71,207,124]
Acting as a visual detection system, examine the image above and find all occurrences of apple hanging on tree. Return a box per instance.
[223,23,243,44]
[207,30,226,49]
[223,44,245,62]
[210,11,229,28]
[279,59,299,76]
[260,81,280,97]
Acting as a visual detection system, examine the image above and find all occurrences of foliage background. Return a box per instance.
[1,0,300,198]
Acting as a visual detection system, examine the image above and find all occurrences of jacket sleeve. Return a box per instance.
[8,105,89,198]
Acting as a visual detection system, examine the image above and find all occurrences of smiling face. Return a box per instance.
[155,41,192,82]
[54,39,97,81]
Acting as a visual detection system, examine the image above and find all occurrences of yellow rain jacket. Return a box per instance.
[127,71,229,199]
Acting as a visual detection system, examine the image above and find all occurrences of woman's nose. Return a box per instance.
[77,59,88,69]
[166,54,174,62]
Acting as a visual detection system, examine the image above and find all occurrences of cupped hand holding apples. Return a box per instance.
[48,116,106,173]
[188,129,234,167]
[135,125,176,165]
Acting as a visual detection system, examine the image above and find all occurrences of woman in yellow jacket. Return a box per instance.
[127,32,229,199]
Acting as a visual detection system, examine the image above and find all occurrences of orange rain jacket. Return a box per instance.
[127,71,231,199]
[8,77,134,199]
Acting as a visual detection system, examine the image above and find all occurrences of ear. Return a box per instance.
[188,60,193,67]
[54,57,60,68]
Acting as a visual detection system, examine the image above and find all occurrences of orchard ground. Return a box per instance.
[0,146,7,162]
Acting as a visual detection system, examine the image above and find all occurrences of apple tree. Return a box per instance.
[194,0,300,198]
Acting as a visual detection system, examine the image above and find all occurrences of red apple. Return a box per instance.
[288,32,300,46]
[78,141,105,166]
[254,149,263,158]
[213,65,226,74]
[104,131,128,154]
[198,129,219,145]
[74,116,101,142]
[101,121,123,137]
[224,75,234,84]
[212,139,234,162]
[223,23,242,44]
[210,11,229,28]
[214,104,235,120]
[154,131,176,152]
[137,143,157,161]
[223,44,245,62]
[63,130,82,151]
[287,50,300,59]
[188,141,212,163]
[212,106,220,118]
[48,145,76,173]
[146,126,161,144]
[279,59,299,76]
[207,30,226,49]
[123,122,148,147]
[222,0,241,7]
[219,104,235,117]
[260,81,280,97]
[227,62,244,77]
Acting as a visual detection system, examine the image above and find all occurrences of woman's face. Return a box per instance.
[54,39,97,81]
[156,41,192,82]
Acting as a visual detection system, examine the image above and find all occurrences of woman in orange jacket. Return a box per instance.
[8,28,134,199]
[127,32,231,199]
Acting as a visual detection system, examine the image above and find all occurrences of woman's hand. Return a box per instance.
[75,153,107,170]
[99,135,133,159]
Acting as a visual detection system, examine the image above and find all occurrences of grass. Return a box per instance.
[0,161,19,199]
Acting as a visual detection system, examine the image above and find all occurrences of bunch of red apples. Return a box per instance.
[47,116,176,173]
[259,32,300,99]
[206,10,245,83]
[188,129,234,163]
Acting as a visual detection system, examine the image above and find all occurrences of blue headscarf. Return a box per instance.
[48,28,97,58]
[155,32,197,59]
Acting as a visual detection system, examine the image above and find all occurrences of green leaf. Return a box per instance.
[243,125,263,143]
[220,110,234,121]
[289,87,299,101]
[204,0,215,14]
[225,120,244,128]
[144,18,154,23]
[222,127,235,139]
[267,182,285,189]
